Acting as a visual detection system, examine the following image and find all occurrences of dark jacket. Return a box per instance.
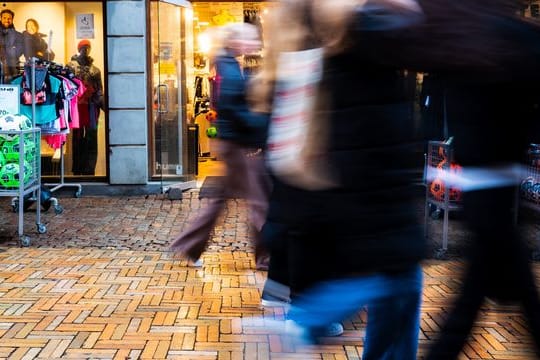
[0,26,23,79]
[392,0,540,165]
[23,31,53,61]
[214,53,268,148]
[282,4,427,278]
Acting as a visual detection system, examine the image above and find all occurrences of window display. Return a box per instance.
[67,39,103,175]
[190,2,274,159]
[0,2,105,179]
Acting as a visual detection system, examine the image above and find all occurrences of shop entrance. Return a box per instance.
[149,0,194,186]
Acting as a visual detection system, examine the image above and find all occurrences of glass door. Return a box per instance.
[150,0,194,185]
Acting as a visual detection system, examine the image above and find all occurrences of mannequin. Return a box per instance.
[23,18,54,61]
[0,9,23,82]
[67,39,103,175]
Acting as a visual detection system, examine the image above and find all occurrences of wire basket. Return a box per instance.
[0,128,40,193]
[425,140,463,208]
[520,144,540,204]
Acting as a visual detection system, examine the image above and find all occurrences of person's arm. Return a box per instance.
[22,32,33,60]
[14,31,24,59]
[216,57,268,132]
[355,0,423,31]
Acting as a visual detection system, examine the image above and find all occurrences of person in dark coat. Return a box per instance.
[170,23,271,270]
[252,0,427,357]
[23,19,54,61]
[385,0,540,357]
[0,9,23,82]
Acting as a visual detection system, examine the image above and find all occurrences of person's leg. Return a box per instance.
[265,226,289,286]
[244,150,272,267]
[260,177,294,304]
[170,197,225,261]
[262,220,290,303]
[71,128,82,175]
[169,141,239,261]
[363,293,421,360]
[84,127,98,175]
[426,188,497,360]
[289,266,422,339]
[517,249,540,356]
[363,267,423,360]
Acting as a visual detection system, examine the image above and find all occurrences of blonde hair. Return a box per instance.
[248,0,361,113]
[219,23,260,48]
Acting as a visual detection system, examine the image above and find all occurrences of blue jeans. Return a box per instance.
[288,265,422,359]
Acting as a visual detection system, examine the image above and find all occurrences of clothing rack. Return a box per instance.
[0,58,46,246]
[31,60,82,200]
[44,146,82,198]
[8,59,66,214]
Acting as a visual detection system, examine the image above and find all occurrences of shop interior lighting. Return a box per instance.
[197,32,211,54]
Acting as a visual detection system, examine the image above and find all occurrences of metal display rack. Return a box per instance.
[519,144,540,258]
[520,144,540,205]
[0,127,46,246]
[43,141,82,200]
[424,139,463,258]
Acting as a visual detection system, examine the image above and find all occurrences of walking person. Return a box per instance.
[250,0,427,357]
[391,0,540,357]
[170,23,271,269]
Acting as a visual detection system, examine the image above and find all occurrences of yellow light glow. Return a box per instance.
[198,33,211,54]
[185,8,193,21]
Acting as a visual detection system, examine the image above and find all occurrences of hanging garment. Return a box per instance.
[12,72,62,125]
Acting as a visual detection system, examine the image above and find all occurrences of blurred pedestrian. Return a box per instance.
[390,1,540,358]
[170,23,271,270]
[251,0,427,356]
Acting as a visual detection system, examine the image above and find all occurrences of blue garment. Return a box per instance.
[214,53,268,148]
[288,265,422,359]
[363,288,422,360]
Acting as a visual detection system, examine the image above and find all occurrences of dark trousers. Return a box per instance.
[72,127,98,175]
[426,186,540,359]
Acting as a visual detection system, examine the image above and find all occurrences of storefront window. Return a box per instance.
[0,2,105,179]
[149,0,194,181]
[190,2,273,159]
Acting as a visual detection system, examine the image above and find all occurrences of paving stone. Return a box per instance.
[0,193,539,358]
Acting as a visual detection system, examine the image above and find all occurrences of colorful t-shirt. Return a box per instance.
[12,74,62,125]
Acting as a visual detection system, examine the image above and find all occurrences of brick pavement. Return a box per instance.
[0,192,538,359]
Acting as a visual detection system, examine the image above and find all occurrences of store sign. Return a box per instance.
[0,85,20,116]
[76,14,94,39]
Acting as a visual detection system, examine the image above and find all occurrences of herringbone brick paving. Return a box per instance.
[0,192,539,359]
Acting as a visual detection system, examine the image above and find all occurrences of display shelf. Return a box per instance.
[0,127,46,246]
[424,139,463,258]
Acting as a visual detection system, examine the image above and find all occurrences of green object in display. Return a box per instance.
[1,135,36,163]
[0,163,20,188]
[206,126,218,138]
[1,136,21,162]
[0,161,32,188]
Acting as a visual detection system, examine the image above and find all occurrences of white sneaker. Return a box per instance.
[189,259,203,267]
[260,292,291,308]
[284,320,343,342]
[323,322,344,337]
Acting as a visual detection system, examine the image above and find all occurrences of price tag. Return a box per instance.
[0,85,20,116]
